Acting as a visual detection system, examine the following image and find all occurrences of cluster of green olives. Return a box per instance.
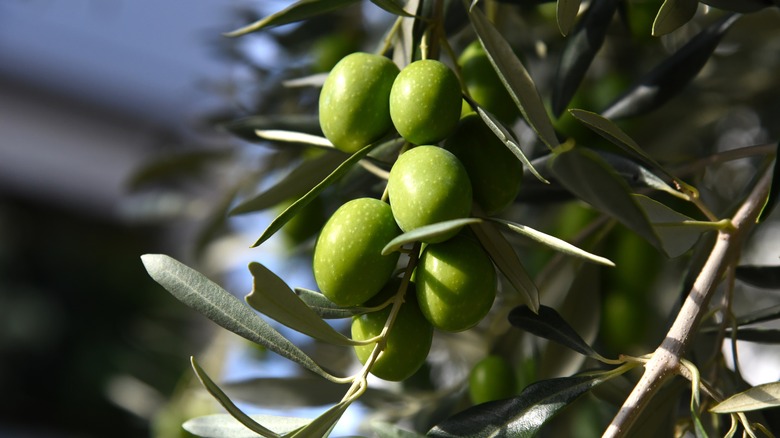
[313,49,523,381]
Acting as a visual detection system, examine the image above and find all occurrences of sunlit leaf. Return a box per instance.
[509,305,598,358]
[549,148,663,253]
[556,0,581,36]
[219,115,321,141]
[184,414,309,438]
[489,218,614,266]
[711,382,780,413]
[141,254,341,382]
[225,0,359,36]
[246,262,359,346]
[191,357,285,438]
[252,142,377,247]
[700,0,774,12]
[469,5,559,149]
[633,194,705,258]
[295,288,371,319]
[428,372,611,437]
[476,107,549,183]
[230,151,346,215]
[552,0,620,115]
[381,218,482,255]
[603,13,740,120]
[735,265,780,289]
[254,130,334,148]
[471,221,540,312]
[757,142,780,223]
[289,401,351,437]
[652,0,698,36]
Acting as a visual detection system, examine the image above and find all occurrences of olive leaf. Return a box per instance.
[732,303,780,326]
[700,0,775,12]
[602,13,740,120]
[633,194,706,258]
[252,142,377,247]
[369,0,416,17]
[225,0,359,37]
[428,372,613,437]
[254,130,335,149]
[141,254,342,382]
[710,382,780,413]
[295,288,372,319]
[556,0,582,36]
[230,150,346,215]
[126,149,233,190]
[509,305,599,359]
[471,221,541,313]
[288,401,351,438]
[184,414,309,438]
[735,265,780,289]
[372,421,426,438]
[757,141,780,223]
[219,115,322,141]
[468,5,559,150]
[720,328,780,344]
[652,0,699,36]
[381,218,482,255]
[246,262,360,346]
[552,0,620,116]
[488,218,614,266]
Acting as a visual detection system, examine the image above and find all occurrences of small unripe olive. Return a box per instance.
[387,146,472,243]
[416,234,497,332]
[469,355,517,405]
[389,59,462,145]
[313,198,400,306]
[319,52,399,153]
[445,113,523,215]
[458,41,519,124]
[351,282,433,381]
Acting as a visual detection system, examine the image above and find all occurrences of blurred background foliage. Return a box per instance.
[2,0,780,437]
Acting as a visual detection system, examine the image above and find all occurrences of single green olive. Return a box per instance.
[319,52,399,153]
[415,234,497,331]
[469,355,517,405]
[351,282,433,381]
[313,198,400,306]
[389,59,462,145]
[445,114,523,215]
[387,145,472,243]
[458,40,519,125]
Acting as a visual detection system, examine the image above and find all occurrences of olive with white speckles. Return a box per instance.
[389,59,462,145]
[415,234,497,332]
[387,145,472,243]
[313,198,401,306]
[319,53,399,153]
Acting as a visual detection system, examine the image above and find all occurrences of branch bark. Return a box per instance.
[603,167,774,438]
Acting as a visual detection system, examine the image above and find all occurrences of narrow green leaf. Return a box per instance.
[252,142,377,247]
[246,262,358,346]
[381,218,482,255]
[476,107,549,184]
[191,357,284,438]
[720,328,780,344]
[700,0,774,12]
[757,142,780,223]
[549,148,664,253]
[552,0,619,115]
[141,254,341,382]
[254,130,334,149]
[598,152,679,197]
[603,13,739,120]
[219,115,321,141]
[652,0,699,36]
[735,265,780,289]
[370,0,415,16]
[468,6,559,150]
[711,382,780,414]
[633,194,704,258]
[295,288,372,319]
[184,414,309,438]
[230,151,346,215]
[289,401,351,438]
[428,372,611,437]
[508,305,597,358]
[372,421,426,438]
[471,221,540,312]
[556,0,581,36]
[489,218,614,266]
[225,0,359,37]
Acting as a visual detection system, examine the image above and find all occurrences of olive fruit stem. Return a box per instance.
[379,16,404,57]
[340,242,422,403]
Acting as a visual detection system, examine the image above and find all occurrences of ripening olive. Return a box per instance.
[415,234,497,331]
[445,114,523,215]
[319,52,399,153]
[389,59,462,145]
[469,355,518,405]
[351,282,433,381]
[387,145,472,243]
[313,198,400,306]
[458,41,519,124]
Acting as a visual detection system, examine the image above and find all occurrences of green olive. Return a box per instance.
[387,145,472,243]
[351,282,433,381]
[469,355,517,405]
[459,41,519,124]
[313,198,400,306]
[389,59,462,145]
[415,234,497,331]
[319,52,399,153]
[445,114,523,215]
